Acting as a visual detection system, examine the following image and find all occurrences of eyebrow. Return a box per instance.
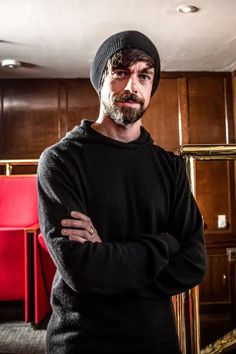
[112,65,155,75]
[139,67,155,76]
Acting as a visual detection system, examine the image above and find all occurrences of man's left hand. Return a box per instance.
[61,211,102,244]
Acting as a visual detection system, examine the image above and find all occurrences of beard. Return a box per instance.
[102,93,146,126]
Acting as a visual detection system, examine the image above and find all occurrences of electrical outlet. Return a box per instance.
[227,248,236,262]
[217,215,227,228]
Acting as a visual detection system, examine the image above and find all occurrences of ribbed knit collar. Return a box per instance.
[63,119,153,149]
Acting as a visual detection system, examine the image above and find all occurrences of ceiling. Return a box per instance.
[1,0,236,79]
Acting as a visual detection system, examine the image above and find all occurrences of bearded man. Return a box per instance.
[38,30,206,354]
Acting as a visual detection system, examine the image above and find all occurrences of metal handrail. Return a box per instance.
[0,159,38,175]
[180,144,236,159]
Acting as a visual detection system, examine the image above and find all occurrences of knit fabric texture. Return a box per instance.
[37,120,206,353]
[90,30,160,96]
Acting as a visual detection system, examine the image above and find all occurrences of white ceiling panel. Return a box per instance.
[0,0,236,78]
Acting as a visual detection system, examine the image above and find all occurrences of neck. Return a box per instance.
[91,114,142,143]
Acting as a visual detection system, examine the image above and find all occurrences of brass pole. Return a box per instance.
[5,163,12,176]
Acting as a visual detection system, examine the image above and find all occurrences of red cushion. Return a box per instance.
[34,233,56,324]
[0,229,25,300]
[0,175,38,227]
[0,175,38,302]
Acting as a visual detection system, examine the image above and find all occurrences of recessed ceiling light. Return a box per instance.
[177,5,199,13]
[1,59,22,69]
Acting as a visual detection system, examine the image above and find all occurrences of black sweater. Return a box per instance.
[38,120,206,354]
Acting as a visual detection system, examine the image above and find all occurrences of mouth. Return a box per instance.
[114,94,143,108]
[115,100,140,107]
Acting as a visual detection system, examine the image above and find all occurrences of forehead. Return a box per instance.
[108,48,154,67]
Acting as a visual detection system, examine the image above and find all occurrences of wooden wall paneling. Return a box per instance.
[187,74,235,240]
[66,79,99,132]
[199,251,234,348]
[195,160,231,239]
[232,72,236,208]
[143,78,181,152]
[0,80,61,159]
[178,77,190,145]
[224,75,235,143]
[188,75,228,144]
[200,253,231,307]
[229,258,236,322]
[233,72,236,266]
[233,71,236,140]
[58,82,68,140]
[185,73,236,341]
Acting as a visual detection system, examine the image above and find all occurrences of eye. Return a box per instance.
[139,74,151,81]
[112,70,128,79]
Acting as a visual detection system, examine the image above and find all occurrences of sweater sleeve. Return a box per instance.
[37,148,180,295]
[154,156,207,296]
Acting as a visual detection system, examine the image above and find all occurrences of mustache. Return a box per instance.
[114,93,144,105]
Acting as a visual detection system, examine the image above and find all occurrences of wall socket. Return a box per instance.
[217,214,227,228]
[227,248,236,262]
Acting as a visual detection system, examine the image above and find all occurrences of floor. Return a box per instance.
[0,301,47,354]
[0,301,236,353]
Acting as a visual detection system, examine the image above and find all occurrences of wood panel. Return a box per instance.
[232,71,236,141]
[196,161,231,235]
[186,75,235,240]
[143,78,180,151]
[188,76,229,144]
[67,79,99,130]
[200,254,231,306]
[0,79,100,161]
[182,73,236,338]
[0,80,60,159]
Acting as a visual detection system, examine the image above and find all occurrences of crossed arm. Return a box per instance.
[38,149,206,296]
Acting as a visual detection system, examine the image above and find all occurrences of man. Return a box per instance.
[38,30,206,354]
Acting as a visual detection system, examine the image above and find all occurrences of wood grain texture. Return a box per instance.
[0,74,235,330]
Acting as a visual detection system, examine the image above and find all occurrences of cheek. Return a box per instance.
[110,80,125,93]
[101,79,120,97]
[142,90,152,109]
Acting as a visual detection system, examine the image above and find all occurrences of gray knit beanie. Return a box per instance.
[90,30,160,96]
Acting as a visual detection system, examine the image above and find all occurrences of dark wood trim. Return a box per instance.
[58,82,68,139]
[178,77,190,144]
[160,71,232,79]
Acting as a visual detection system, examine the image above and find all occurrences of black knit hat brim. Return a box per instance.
[90,30,160,96]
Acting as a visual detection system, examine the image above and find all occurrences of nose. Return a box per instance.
[124,74,138,93]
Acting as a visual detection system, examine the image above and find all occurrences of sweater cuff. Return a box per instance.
[157,233,180,255]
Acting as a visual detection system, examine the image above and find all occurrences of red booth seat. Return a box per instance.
[0,174,56,325]
[0,175,39,303]
[0,228,25,299]
[33,232,56,324]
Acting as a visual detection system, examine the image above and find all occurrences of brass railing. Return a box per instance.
[180,144,236,354]
[0,159,38,175]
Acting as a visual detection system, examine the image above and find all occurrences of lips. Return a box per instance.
[116,100,139,106]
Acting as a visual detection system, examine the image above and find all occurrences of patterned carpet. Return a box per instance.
[0,321,46,354]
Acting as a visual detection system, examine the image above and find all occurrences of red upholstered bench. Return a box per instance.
[0,175,39,312]
[33,232,56,324]
[0,174,56,325]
